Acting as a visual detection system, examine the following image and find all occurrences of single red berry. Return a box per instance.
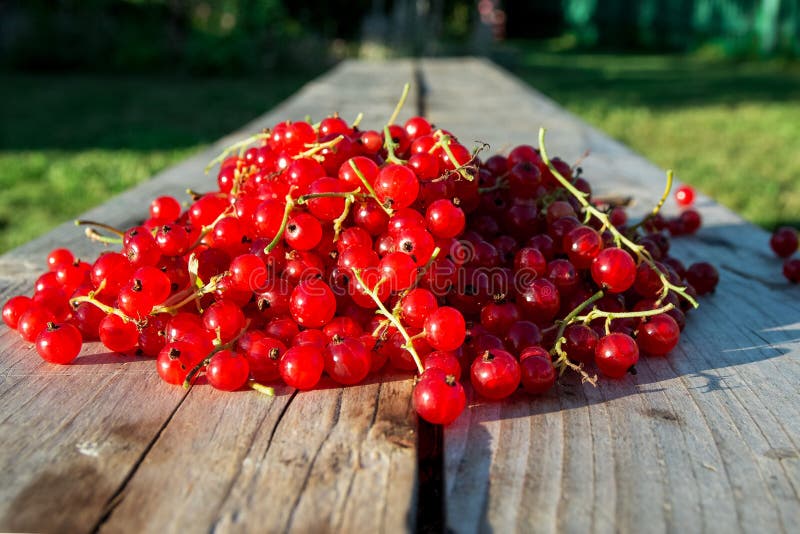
[563,225,603,269]
[230,254,267,292]
[289,278,336,328]
[280,344,324,390]
[563,323,599,364]
[591,248,637,294]
[157,341,204,385]
[770,227,799,258]
[36,322,82,364]
[425,306,466,352]
[400,288,438,329]
[99,314,139,353]
[150,196,182,221]
[245,336,286,383]
[784,258,800,283]
[426,199,466,239]
[91,252,134,295]
[517,278,561,324]
[595,333,639,378]
[470,349,521,400]
[679,209,702,234]
[505,321,543,355]
[674,185,695,207]
[520,354,556,394]
[685,262,719,295]
[206,350,250,391]
[47,248,75,271]
[18,305,56,343]
[323,337,371,385]
[636,314,681,356]
[423,350,462,378]
[2,295,32,329]
[413,370,466,425]
[284,212,323,251]
[378,252,418,292]
[203,300,246,343]
[374,164,419,209]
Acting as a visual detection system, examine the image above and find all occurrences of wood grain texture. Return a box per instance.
[0,60,420,534]
[420,57,800,534]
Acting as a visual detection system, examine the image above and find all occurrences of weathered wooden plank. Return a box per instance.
[0,60,420,533]
[421,57,800,533]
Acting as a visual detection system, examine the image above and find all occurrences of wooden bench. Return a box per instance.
[1,58,798,533]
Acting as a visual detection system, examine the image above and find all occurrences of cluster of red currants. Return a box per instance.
[770,226,800,283]
[1,97,719,426]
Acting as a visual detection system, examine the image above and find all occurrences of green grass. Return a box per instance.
[0,73,314,253]
[497,44,800,230]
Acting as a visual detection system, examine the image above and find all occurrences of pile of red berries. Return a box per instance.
[770,226,800,283]
[1,95,720,426]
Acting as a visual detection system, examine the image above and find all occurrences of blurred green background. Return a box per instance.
[1,0,798,252]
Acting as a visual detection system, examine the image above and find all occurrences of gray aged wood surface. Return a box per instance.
[420,57,800,534]
[0,60,419,534]
[1,58,798,533]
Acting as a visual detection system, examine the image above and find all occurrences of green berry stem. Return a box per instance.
[205,131,270,173]
[550,290,604,384]
[182,322,250,389]
[264,194,296,254]
[75,219,125,237]
[351,268,424,375]
[538,128,698,309]
[70,295,135,323]
[386,83,410,127]
[348,159,394,216]
[293,134,344,161]
[249,380,275,396]
[382,125,407,166]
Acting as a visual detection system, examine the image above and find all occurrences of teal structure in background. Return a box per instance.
[563,0,799,56]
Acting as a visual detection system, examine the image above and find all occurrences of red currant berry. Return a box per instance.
[99,314,139,353]
[784,258,800,283]
[424,306,466,352]
[679,209,702,234]
[47,248,75,271]
[520,354,556,394]
[207,350,250,391]
[770,227,799,258]
[595,333,639,378]
[591,248,637,293]
[245,336,286,382]
[400,288,438,329]
[563,225,603,269]
[423,350,462,378]
[674,185,695,207]
[685,262,719,295]
[636,314,681,356]
[280,344,324,390]
[285,212,323,251]
[470,349,521,400]
[35,322,82,364]
[290,278,336,328]
[374,164,419,209]
[505,320,543,354]
[201,300,245,343]
[323,337,370,385]
[413,370,466,425]
[150,196,182,221]
[378,252,418,292]
[426,199,466,239]
[2,295,32,329]
[157,341,204,385]
[18,305,56,343]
